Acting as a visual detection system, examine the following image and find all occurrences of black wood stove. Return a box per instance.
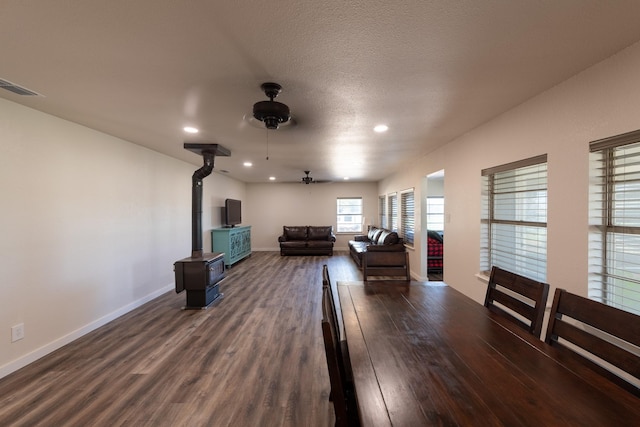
[174,143,230,309]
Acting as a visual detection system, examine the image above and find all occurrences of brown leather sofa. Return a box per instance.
[278,226,336,256]
[348,226,405,268]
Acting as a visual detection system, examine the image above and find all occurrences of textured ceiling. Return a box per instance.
[2,1,640,183]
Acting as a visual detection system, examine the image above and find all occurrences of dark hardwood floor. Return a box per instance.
[0,251,363,427]
[428,271,443,281]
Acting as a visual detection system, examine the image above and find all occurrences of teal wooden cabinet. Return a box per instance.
[212,226,251,267]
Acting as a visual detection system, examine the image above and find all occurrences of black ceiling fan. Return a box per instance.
[301,170,314,184]
[252,82,291,130]
[301,170,331,184]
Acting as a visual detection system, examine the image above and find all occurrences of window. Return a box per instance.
[336,197,363,233]
[401,189,415,245]
[589,130,640,315]
[379,195,387,229]
[388,193,398,232]
[481,155,547,282]
[426,197,444,231]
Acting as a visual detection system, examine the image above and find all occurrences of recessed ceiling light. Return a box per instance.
[183,126,199,134]
[243,162,252,167]
[374,124,389,133]
[269,176,276,181]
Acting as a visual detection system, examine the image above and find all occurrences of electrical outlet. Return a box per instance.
[11,323,24,342]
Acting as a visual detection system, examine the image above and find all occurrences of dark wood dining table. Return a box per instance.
[336,280,640,426]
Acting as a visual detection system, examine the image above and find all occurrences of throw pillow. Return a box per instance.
[378,231,399,245]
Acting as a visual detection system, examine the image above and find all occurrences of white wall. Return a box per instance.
[426,175,444,197]
[204,173,246,251]
[380,40,640,304]
[0,98,245,377]
[245,182,378,251]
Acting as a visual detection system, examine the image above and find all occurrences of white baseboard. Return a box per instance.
[0,283,174,380]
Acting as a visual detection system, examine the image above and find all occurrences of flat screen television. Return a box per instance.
[224,198,242,227]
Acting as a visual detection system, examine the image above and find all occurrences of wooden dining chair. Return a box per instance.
[484,266,550,338]
[321,286,359,427]
[322,264,331,289]
[545,288,640,396]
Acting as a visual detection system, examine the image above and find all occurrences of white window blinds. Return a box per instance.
[481,155,548,282]
[379,195,387,228]
[336,197,363,233]
[401,189,415,245]
[589,130,640,315]
[388,193,398,232]
[426,197,444,231]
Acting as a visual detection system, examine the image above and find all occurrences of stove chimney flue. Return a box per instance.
[191,153,214,258]
[183,143,231,258]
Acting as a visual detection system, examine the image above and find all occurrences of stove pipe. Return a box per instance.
[183,143,231,259]
[191,152,214,258]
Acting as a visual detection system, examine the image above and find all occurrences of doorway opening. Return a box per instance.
[425,170,444,281]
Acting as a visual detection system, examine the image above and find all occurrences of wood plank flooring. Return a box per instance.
[0,251,362,427]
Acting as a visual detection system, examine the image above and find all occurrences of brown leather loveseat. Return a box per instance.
[278,226,336,256]
[348,226,405,268]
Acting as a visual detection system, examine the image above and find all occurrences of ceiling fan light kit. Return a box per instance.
[252,82,290,130]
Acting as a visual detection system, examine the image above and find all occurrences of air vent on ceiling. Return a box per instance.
[0,78,42,96]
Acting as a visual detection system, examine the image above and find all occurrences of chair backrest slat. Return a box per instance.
[551,316,640,378]
[549,290,640,346]
[491,290,536,323]
[484,266,550,338]
[545,288,640,395]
